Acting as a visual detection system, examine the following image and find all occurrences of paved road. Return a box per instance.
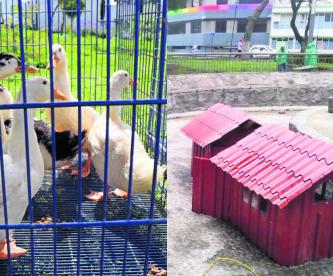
[168,110,333,276]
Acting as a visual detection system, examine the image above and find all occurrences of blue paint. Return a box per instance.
[1,1,167,274]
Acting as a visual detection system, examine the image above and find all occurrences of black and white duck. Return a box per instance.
[0,84,87,170]
[0,53,39,80]
[34,120,87,169]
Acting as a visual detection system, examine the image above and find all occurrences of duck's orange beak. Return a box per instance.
[15,64,40,73]
[46,53,59,70]
[54,88,69,100]
[129,78,135,87]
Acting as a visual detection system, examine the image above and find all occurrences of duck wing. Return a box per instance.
[34,120,87,161]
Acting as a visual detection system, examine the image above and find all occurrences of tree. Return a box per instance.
[100,0,106,20]
[242,0,269,53]
[53,0,86,33]
[169,1,187,11]
[61,0,86,32]
[290,0,312,52]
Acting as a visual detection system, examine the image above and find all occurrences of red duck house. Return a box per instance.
[194,124,333,266]
[181,103,260,177]
[181,103,260,215]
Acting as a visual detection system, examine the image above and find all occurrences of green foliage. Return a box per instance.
[59,0,86,19]
[169,57,277,74]
[0,27,166,209]
[169,1,187,11]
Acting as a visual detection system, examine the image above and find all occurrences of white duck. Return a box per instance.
[0,84,87,170]
[86,70,165,201]
[0,77,66,259]
[0,53,39,80]
[46,44,100,177]
[0,84,13,144]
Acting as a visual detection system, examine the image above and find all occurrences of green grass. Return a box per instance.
[0,27,161,125]
[168,55,333,75]
[1,28,113,103]
[318,62,333,70]
[0,27,167,208]
[168,57,277,74]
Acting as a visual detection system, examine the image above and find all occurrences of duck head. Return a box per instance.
[110,70,134,98]
[0,53,39,80]
[46,44,67,70]
[24,77,69,102]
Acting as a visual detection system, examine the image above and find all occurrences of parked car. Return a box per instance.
[249,45,276,59]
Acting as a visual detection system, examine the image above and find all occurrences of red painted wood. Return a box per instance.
[192,157,205,214]
[202,159,217,217]
[187,105,333,266]
[211,124,333,208]
[181,103,256,147]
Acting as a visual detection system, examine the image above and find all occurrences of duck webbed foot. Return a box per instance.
[112,188,128,199]
[84,190,111,202]
[60,162,72,170]
[0,239,27,260]
[71,149,91,178]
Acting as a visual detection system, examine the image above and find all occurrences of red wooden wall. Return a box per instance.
[192,158,333,266]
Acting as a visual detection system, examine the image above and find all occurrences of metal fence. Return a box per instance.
[0,0,167,275]
[168,52,333,75]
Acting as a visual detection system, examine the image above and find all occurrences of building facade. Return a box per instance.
[270,0,333,52]
[168,0,272,52]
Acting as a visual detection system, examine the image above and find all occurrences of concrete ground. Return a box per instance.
[290,106,333,143]
[168,109,333,276]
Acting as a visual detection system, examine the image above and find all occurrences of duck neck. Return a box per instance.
[8,92,36,157]
[109,84,122,125]
[54,61,72,98]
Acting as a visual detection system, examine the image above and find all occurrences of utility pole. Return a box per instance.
[308,0,317,43]
[230,0,239,52]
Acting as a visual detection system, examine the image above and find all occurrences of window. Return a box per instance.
[315,180,333,202]
[216,20,226,33]
[169,1,187,10]
[243,188,250,203]
[295,40,301,49]
[260,197,268,213]
[239,0,262,3]
[217,0,228,4]
[323,39,330,50]
[329,39,333,50]
[288,39,293,49]
[251,193,259,208]
[254,21,267,32]
[237,20,247,33]
[168,22,186,35]
[237,20,267,33]
[172,46,186,50]
[191,21,201,33]
[325,13,332,22]
[191,0,203,7]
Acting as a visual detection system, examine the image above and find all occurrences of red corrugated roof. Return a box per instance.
[181,103,254,147]
[211,124,333,208]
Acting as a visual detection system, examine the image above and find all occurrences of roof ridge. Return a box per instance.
[250,130,333,166]
[214,143,317,188]
[234,143,328,182]
[209,108,247,124]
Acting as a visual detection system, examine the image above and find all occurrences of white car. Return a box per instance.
[249,45,276,59]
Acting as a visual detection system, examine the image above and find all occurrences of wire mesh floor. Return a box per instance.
[0,168,167,275]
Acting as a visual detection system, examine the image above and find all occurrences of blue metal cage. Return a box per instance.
[0,0,167,274]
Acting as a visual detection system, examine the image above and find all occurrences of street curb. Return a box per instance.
[289,106,333,142]
[168,105,316,120]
